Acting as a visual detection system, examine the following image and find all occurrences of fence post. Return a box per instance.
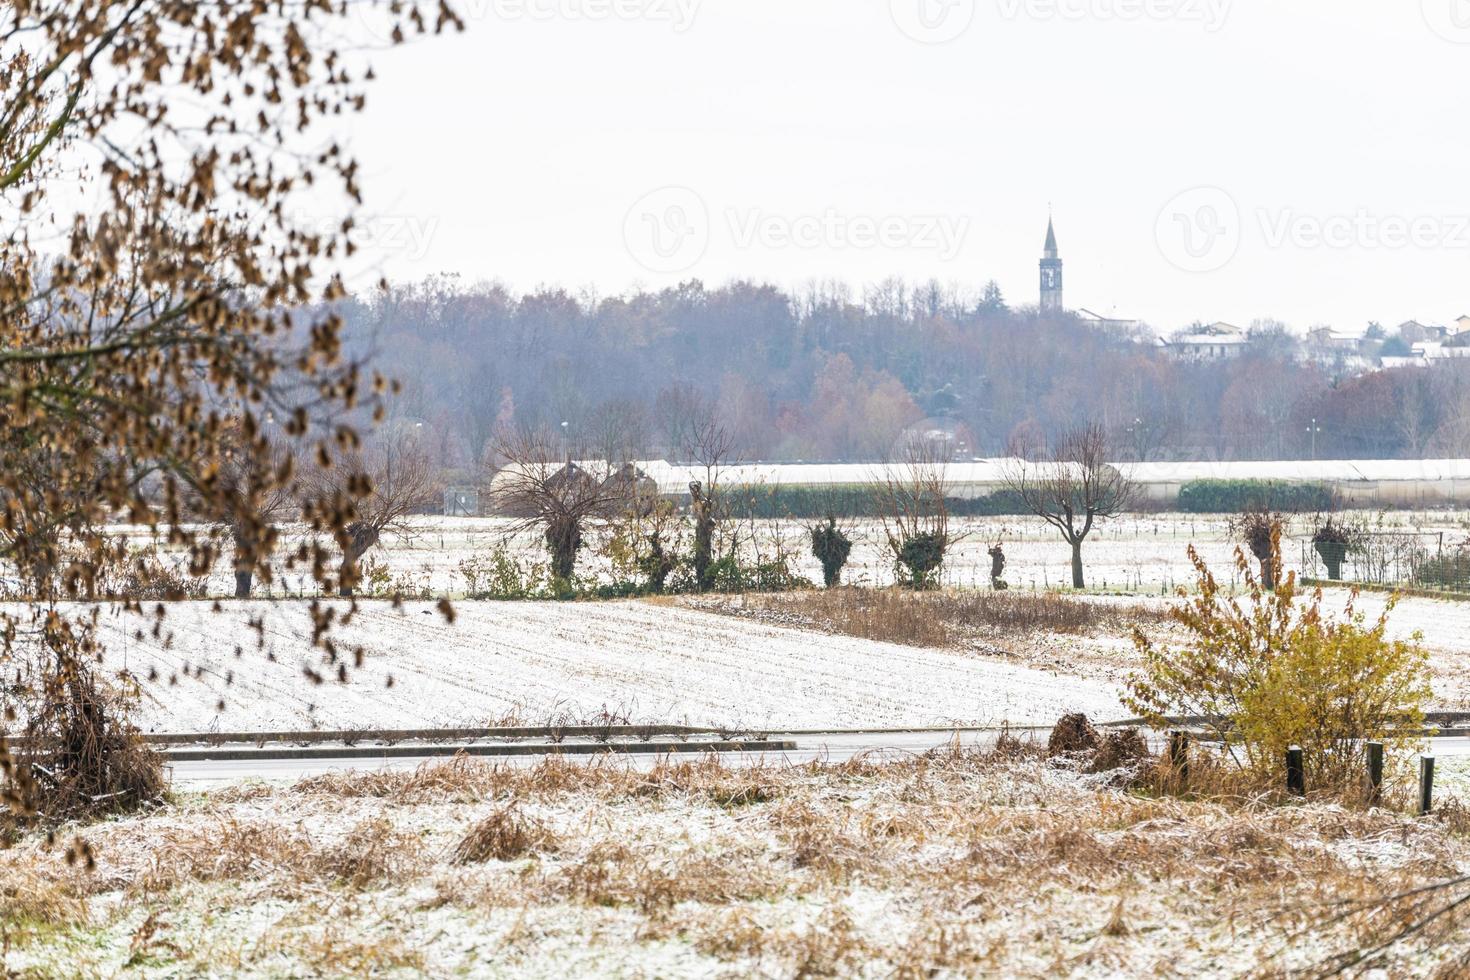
[1366,741,1384,806]
[1169,730,1189,788]
[1286,746,1305,796]
[1420,756,1436,816]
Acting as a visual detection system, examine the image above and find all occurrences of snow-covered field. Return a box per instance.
[120,510,1470,597]
[50,509,1470,734]
[101,599,1123,733]
[66,581,1470,735]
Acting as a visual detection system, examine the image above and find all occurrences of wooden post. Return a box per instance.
[1169,730,1189,787]
[1366,741,1384,806]
[1420,756,1436,816]
[1286,746,1305,796]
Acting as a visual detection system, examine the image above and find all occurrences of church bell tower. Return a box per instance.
[1039,216,1063,313]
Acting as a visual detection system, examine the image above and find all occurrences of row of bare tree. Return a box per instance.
[485,419,1133,592]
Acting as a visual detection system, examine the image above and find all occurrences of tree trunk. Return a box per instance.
[339,524,380,598]
[338,550,358,599]
[233,528,254,599]
[1070,539,1085,589]
[545,517,582,583]
[693,517,714,590]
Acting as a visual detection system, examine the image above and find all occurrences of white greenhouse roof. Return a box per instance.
[1121,459,1470,484]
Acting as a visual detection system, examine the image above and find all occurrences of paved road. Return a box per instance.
[167,730,1011,788]
[167,732,1470,789]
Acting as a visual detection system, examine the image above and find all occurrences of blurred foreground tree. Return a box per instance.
[303,428,436,598]
[0,1,460,820]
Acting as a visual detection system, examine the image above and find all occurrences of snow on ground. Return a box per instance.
[64,511,1470,733]
[118,512,1357,596]
[98,599,1125,734]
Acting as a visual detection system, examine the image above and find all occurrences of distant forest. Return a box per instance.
[339,275,1470,475]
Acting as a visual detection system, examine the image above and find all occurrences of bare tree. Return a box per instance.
[489,427,630,582]
[1003,422,1133,589]
[305,430,436,598]
[873,437,952,590]
[678,396,737,591]
[190,419,296,599]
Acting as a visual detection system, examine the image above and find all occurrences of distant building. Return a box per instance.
[1414,342,1470,363]
[1400,320,1450,341]
[1163,322,1249,360]
[1076,308,1140,331]
[1306,326,1360,352]
[1039,217,1063,312]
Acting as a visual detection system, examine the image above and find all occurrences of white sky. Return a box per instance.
[323,0,1470,332]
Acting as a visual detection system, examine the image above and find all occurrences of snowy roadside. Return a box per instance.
[8,750,1467,978]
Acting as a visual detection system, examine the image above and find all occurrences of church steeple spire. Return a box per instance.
[1040,214,1063,312]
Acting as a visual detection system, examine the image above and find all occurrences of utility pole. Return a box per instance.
[1306,418,1322,460]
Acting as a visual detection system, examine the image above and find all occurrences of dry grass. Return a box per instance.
[4,750,1470,976]
[688,586,1165,649]
[451,805,559,864]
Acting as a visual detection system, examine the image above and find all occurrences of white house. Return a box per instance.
[1163,322,1249,360]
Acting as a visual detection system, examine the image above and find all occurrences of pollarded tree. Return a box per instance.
[809,514,854,588]
[873,437,952,590]
[1003,422,1134,590]
[488,427,631,583]
[678,396,736,591]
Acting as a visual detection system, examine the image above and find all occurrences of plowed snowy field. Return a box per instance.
[96,599,1126,734]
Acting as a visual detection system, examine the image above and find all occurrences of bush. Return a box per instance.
[702,554,811,594]
[894,532,947,590]
[809,518,853,588]
[1178,480,1336,514]
[1124,546,1431,788]
[459,544,574,600]
[3,617,166,822]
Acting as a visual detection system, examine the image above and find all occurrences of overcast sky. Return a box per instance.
[326,1,1470,332]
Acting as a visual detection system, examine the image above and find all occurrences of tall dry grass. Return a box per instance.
[700,586,1165,648]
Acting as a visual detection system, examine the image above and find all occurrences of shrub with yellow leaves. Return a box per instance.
[1124,529,1431,790]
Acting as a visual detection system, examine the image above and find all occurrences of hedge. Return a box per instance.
[717,484,1033,519]
[1176,479,1336,514]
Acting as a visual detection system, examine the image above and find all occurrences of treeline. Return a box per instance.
[337,276,1470,472]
